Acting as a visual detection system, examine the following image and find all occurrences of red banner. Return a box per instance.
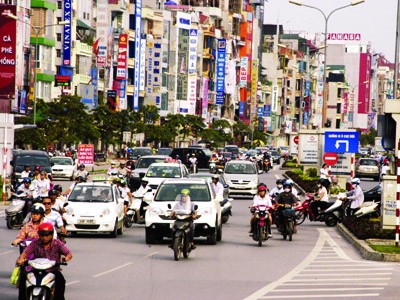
[0,5,17,112]
[78,144,94,165]
[116,33,128,80]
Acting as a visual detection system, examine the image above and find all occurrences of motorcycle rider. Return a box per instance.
[310,180,330,220]
[189,153,198,173]
[63,176,85,197]
[49,189,65,215]
[276,182,298,231]
[211,175,224,197]
[249,185,273,238]
[74,164,88,181]
[16,222,72,300]
[107,161,119,176]
[35,171,51,200]
[32,166,41,181]
[269,179,284,199]
[12,203,45,248]
[169,189,197,250]
[118,161,129,177]
[126,156,136,170]
[20,165,31,179]
[346,178,364,215]
[136,179,151,219]
[42,197,67,235]
[238,151,246,160]
[120,179,133,215]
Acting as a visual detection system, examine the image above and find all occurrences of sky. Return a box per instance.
[264,0,398,62]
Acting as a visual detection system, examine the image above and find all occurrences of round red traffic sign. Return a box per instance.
[323,152,338,166]
[294,136,299,144]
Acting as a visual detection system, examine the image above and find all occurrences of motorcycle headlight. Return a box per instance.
[198,207,213,215]
[27,272,36,285]
[148,207,164,216]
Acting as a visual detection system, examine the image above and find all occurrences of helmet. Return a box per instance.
[53,184,62,192]
[48,189,58,196]
[276,179,282,185]
[191,153,195,156]
[112,177,121,184]
[34,165,41,171]
[258,185,267,192]
[351,178,361,185]
[285,179,293,186]
[38,222,54,236]
[76,176,85,182]
[31,203,45,216]
[212,175,219,180]
[181,189,190,195]
[111,161,116,166]
[22,177,31,184]
[79,164,85,168]
[120,179,127,186]
[283,182,292,188]
[24,165,30,169]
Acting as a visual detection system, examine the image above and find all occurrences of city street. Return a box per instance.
[0,166,398,299]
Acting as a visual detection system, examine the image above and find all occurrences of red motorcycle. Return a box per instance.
[250,205,272,247]
[294,193,333,225]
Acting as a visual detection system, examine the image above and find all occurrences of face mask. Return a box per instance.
[284,188,290,193]
[317,184,321,187]
[277,185,282,189]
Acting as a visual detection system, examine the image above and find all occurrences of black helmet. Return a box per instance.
[22,177,31,184]
[79,164,85,168]
[48,189,58,196]
[76,176,85,182]
[31,203,45,216]
[276,179,283,185]
[53,184,63,192]
[283,182,292,188]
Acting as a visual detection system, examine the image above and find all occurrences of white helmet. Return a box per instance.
[351,178,361,185]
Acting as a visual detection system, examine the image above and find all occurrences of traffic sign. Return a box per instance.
[324,131,359,153]
[294,136,299,145]
[323,152,338,166]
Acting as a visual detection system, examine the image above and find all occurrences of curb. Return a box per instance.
[337,223,400,262]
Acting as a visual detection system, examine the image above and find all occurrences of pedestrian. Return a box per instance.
[319,164,331,191]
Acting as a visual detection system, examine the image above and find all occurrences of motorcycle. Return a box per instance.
[263,159,271,172]
[294,193,337,226]
[317,193,348,226]
[354,201,381,218]
[124,188,153,227]
[250,205,271,247]
[21,258,67,300]
[278,205,295,241]
[220,198,233,223]
[5,191,34,229]
[209,161,217,173]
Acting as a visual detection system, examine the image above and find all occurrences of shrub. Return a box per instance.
[343,216,395,239]
[306,168,318,178]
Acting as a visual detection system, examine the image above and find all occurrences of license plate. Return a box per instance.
[77,219,95,224]
[235,185,246,189]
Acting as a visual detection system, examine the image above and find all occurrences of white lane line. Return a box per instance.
[92,262,133,278]
[274,174,280,179]
[66,281,80,286]
[302,269,393,272]
[290,278,390,282]
[295,273,392,277]
[283,283,388,286]
[0,250,14,256]
[260,294,380,299]
[145,252,158,258]
[270,288,384,292]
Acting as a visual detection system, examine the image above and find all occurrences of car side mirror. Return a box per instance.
[51,162,54,166]
[63,202,69,207]
[168,204,172,209]
[143,192,153,203]
[217,169,224,174]
[10,160,13,166]
[223,184,229,188]
[194,204,198,210]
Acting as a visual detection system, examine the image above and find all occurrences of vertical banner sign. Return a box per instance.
[96,0,108,68]
[29,45,35,101]
[116,34,128,80]
[188,75,197,114]
[239,101,245,117]
[251,59,258,106]
[146,37,154,94]
[139,38,146,91]
[90,67,98,108]
[188,29,198,73]
[78,144,94,165]
[215,39,226,105]
[240,57,248,87]
[0,5,17,112]
[19,90,27,114]
[63,0,72,65]
[118,79,127,110]
[202,77,209,119]
[153,38,162,91]
[271,85,278,112]
[133,0,143,110]
[107,90,117,112]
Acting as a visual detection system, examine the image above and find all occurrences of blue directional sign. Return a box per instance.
[324,131,359,153]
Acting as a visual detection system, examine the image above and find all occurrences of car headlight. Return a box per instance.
[148,207,164,215]
[198,207,213,215]
[65,207,74,215]
[101,208,111,216]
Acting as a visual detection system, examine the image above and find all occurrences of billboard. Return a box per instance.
[133,0,142,110]
[116,33,128,80]
[96,0,108,67]
[63,0,72,65]
[215,39,226,105]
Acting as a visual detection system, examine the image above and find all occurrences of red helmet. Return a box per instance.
[38,222,54,236]
[258,185,267,192]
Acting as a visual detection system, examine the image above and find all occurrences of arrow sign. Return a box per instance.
[324,131,359,153]
[335,140,349,152]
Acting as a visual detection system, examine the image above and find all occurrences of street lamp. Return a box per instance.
[5,13,68,125]
[289,0,365,127]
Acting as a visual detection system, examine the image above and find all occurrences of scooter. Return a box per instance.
[220,198,233,223]
[318,193,347,226]
[124,188,152,227]
[209,161,216,173]
[294,193,336,226]
[189,162,197,174]
[22,258,67,299]
[5,191,32,229]
[354,201,381,218]
[250,205,271,247]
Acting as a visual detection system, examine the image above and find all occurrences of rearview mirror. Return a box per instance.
[167,204,172,209]
[143,192,154,203]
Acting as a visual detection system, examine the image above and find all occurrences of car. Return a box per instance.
[224,145,239,157]
[51,156,76,180]
[255,146,270,153]
[144,178,222,244]
[270,150,281,164]
[188,173,229,198]
[157,148,172,156]
[141,162,189,191]
[170,147,213,168]
[359,147,369,157]
[355,158,380,181]
[363,185,381,203]
[223,160,262,197]
[130,155,168,190]
[11,150,53,182]
[279,146,289,157]
[63,181,124,237]
[129,147,153,161]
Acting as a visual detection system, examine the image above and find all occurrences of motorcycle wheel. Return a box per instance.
[174,235,183,261]
[343,201,352,218]
[295,210,306,225]
[222,214,229,224]
[258,226,263,247]
[6,217,13,229]
[288,220,294,242]
[325,215,338,227]
[183,236,190,259]
[124,213,134,228]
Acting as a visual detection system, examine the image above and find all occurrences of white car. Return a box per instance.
[64,182,124,237]
[141,162,189,192]
[144,178,222,245]
[223,160,262,197]
[130,155,168,190]
[51,156,76,180]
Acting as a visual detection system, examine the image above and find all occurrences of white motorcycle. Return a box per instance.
[125,188,153,227]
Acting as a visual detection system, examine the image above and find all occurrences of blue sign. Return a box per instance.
[90,67,98,108]
[324,131,359,153]
[264,104,270,117]
[304,111,309,125]
[215,39,226,105]
[133,0,142,111]
[239,102,245,117]
[305,80,310,97]
[62,0,72,65]
[257,107,263,117]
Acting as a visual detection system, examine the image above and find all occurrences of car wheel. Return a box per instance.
[145,227,156,244]
[110,220,118,238]
[217,223,222,242]
[207,227,217,245]
[117,221,123,235]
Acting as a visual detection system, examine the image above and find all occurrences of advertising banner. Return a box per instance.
[79,84,94,110]
[107,90,117,112]
[116,33,128,80]
[271,85,278,112]
[133,0,142,110]
[251,59,258,107]
[19,90,27,114]
[90,67,98,108]
[215,39,226,105]
[78,144,94,165]
[118,79,127,110]
[188,29,198,73]
[63,0,72,65]
[239,101,245,117]
[202,77,209,119]
[239,57,248,87]
[188,74,197,114]
[139,38,146,91]
[299,134,319,164]
[225,59,236,95]
[0,5,16,112]
[146,37,154,94]
[153,37,162,91]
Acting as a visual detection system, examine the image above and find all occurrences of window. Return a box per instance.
[57,17,62,24]
[57,1,62,9]
[57,33,62,42]
[56,49,61,57]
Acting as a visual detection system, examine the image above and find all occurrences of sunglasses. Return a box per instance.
[43,202,52,205]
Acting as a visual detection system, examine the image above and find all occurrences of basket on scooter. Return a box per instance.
[283,208,295,217]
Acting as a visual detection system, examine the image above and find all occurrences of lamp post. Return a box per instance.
[289,0,365,127]
[5,13,68,124]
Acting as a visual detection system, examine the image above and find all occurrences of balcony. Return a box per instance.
[384,99,400,114]
[75,74,91,85]
[127,84,134,95]
[75,41,92,57]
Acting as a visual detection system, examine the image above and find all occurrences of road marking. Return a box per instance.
[270,288,384,292]
[0,250,14,256]
[296,273,392,276]
[290,278,390,282]
[145,251,158,258]
[283,282,388,286]
[260,294,380,299]
[302,268,393,272]
[66,281,80,286]
[92,262,133,278]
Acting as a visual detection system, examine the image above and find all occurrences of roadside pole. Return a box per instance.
[397,140,400,246]
[2,123,7,205]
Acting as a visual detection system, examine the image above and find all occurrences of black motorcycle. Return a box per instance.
[278,205,295,241]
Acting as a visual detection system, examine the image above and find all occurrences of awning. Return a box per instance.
[77,19,93,30]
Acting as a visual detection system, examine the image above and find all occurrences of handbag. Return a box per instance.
[10,266,21,286]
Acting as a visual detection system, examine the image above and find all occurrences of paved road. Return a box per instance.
[0,165,398,299]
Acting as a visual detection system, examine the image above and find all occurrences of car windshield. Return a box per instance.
[51,158,73,165]
[157,149,171,155]
[146,166,181,178]
[15,156,50,166]
[271,151,279,156]
[68,186,113,202]
[202,149,213,156]
[132,149,153,156]
[136,157,165,168]
[225,163,256,174]
[155,184,211,201]
[360,159,378,166]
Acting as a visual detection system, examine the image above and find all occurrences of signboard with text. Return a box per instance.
[62,0,72,65]
[78,144,94,165]
[116,34,128,80]
[324,131,359,153]
[329,153,353,176]
[299,134,319,164]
